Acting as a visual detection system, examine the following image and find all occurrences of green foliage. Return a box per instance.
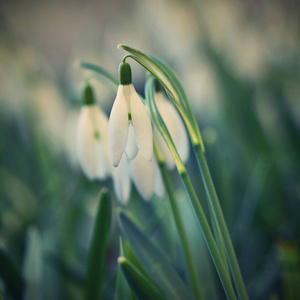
[0,249,24,299]
[118,256,164,300]
[84,189,112,300]
[1,6,299,299]
[119,211,193,300]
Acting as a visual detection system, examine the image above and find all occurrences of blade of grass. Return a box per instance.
[194,146,249,300]
[118,44,200,146]
[77,61,119,92]
[147,75,237,299]
[154,142,203,300]
[118,257,164,300]
[119,211,193,300]
[115,238,135,300]
[22,227,43,300]
[84,188,112,300]
[0,249,24,300]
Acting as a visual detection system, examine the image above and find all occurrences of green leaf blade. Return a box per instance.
[119,212,193,300]
[115,238,137,300]
[119,257,165,300]
[84,188,112,300]
[118,44,179,102]
[78,61,119,92]
[0,249,24,300]
[23,227,43,300]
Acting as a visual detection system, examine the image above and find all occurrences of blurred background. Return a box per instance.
[0,0,299,299]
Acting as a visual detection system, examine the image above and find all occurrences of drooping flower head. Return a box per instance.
[77,84,111,180]
[108,62,153,167]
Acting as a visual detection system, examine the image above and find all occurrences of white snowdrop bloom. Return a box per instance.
[130,153,165,201]
[77,85,111,180]
[108,62,153,167]
[154,91,190,169]
[112,155,131,205]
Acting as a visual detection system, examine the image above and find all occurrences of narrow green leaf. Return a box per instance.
[0,249,24,299]
[84,188,112,300]
[77,61,119,91]
[149,55,187,107]
[115,261,133,300]
[119,212,193,300]
[23,227,43,300]
[150,55,202,145]
[119,44,202,147]
[146,76,186,174]
[120,238,147,278]
[118,44,178,102]
[119,257,165,300]
[115,238,136,300]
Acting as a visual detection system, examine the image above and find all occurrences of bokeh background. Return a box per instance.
[0,0,299,299]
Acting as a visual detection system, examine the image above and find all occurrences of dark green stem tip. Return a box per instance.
[119,62,132,85]
[84,84,94,105]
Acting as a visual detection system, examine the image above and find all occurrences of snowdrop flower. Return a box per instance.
[108,62,153,167]
[77,84,111,180]
[153,91,190,169]
[130,152,165,201]
[113,153,165,203]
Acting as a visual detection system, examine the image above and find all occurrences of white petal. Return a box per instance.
[169,102,190,164]
[129,85,153,161]
[153,162,166,199]
[92,106,111,178]
[77,106,99,180]
[154,126,175,169]
[155,93,178,169]
[125,124,138,160]
[130,152,155,201]
[113,156,131,204]
[108,85,129,167]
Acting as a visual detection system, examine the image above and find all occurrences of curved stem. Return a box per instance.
[209,206,231,280]
[179,170,237,300]
[194,145,249,300]
[155,145,203,300]
[147,75,236,299]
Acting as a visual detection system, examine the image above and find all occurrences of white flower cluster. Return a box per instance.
[77,63,189,204]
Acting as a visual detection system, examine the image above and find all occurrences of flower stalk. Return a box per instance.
[154,141,203,300]
[194,145,249,300]
[79,46,249,299]
[146,76,237,300]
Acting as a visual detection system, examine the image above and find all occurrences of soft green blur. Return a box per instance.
[0,0,299,299]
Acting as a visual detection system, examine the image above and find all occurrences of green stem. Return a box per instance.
[179,170,237,300]
[209,207,231,279]
[194,145,249,300]
[147,76,236,299]
[157,157,203,300]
